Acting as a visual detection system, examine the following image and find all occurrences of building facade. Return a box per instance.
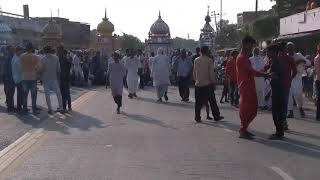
[199,9,216,51]
[237,11,273,28]
[0,5,90,49]
[145,11,172,56]
[0,21,13,45]
[276,6,320,55]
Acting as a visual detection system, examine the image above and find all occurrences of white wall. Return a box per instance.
[280,7,320,35]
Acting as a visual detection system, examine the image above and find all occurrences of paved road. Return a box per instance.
[0,84,88,151]
[1,86,320,180]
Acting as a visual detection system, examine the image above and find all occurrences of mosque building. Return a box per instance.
[145,11,172,56]
[0,21,13,45]
[91,9,119,57]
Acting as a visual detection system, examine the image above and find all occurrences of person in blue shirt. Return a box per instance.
[11,46,24,112]
[3,45,15,112]
[173,49,193,102]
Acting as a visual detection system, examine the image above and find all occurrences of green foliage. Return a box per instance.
[172,37,199,51]
[215,20,239,49]
[249,16,279,40]
[272,0,307,17]
[118,33,144,51]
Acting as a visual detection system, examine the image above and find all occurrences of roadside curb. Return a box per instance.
[0,90,98,174]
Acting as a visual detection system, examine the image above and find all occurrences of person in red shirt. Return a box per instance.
[225,50,239,107]
[236,36,267,139]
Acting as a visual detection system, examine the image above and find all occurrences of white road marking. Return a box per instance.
[270,167,295,180]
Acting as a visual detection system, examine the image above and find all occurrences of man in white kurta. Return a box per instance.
[152,48,171,102]
[125,52,139,98]
[149,52,155,74]
[287,42,310,118]
[108,52,127,114]
[72,52,83,86]
[249,48,266,109]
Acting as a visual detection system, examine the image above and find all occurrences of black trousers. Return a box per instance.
[220,80,229,102]
[113,95,122,108]
[83,68,89,84]
[4,81,15,110]
[60,81,71,110]
[229,81,239,105]
[195,84,221,120]
[16,82,23,110]
[272,85,286,136]
[178,76,190,100]
[316,80,320,119]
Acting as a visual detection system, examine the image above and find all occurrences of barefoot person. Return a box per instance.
[108,51,127,114]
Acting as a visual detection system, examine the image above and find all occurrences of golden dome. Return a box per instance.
[42,18,62,39]
[97,9,114,36]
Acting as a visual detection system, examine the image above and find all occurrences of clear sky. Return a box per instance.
[0,0,275,41]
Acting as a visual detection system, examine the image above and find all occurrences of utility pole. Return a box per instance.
[220,0,222,34]
[255,0,259,16]
[213,11,219,33]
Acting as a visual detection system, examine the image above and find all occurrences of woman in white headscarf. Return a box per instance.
[152,47,171,102]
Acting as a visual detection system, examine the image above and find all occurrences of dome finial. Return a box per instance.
[159,10,161,18]
[205,6,211,23]
[104,8,107,19]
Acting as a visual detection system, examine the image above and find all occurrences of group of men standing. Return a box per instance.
[235,36,313,140]
[2,43,72,115]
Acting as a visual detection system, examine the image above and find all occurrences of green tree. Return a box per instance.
[271,0,307,17]
[118,33,144,51]
[215,20,239,49]
[172,37,199,51]
[249,16,279,40]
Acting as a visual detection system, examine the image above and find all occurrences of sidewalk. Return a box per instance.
[0,83,89,151]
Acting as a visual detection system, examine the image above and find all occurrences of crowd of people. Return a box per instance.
[1,35,320,141]
[215,36,320,140]
[1,43,73,115]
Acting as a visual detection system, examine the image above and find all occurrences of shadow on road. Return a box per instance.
[137,96,194,109]
[286,130,320,140]
[202,121,320,159]
[123,112,178,130]
[0,104,106,135]
[42,111,107,135]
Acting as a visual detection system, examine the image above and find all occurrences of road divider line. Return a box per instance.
[270,167,295,180]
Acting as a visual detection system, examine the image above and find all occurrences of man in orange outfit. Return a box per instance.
[236,36,268,139]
